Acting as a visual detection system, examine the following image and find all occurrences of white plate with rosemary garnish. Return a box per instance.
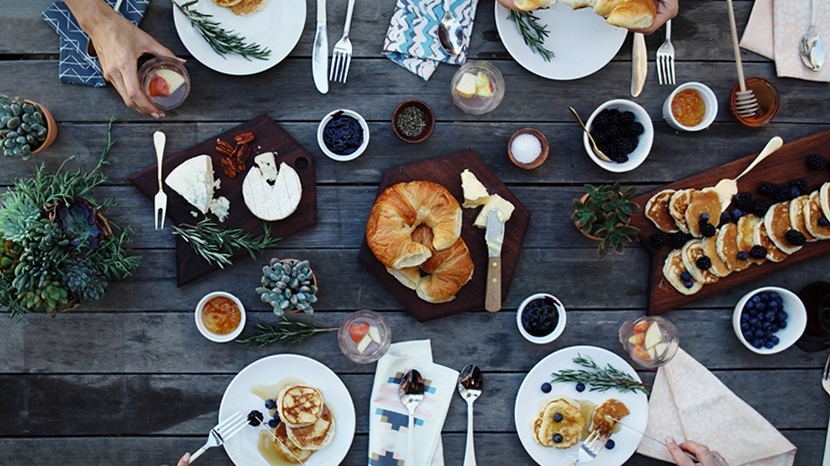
[494,2,627,80]
[219,354,355,466]
[514,345,648,466]
[172,0,305,76]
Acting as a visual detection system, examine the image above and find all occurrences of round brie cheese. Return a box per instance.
[242,152,302,221]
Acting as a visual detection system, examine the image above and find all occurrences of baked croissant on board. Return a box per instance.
[511,0,656,30]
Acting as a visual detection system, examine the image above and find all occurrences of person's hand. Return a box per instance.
[666,437,729,466]
[64,0,184,117]
[176,452,190,466]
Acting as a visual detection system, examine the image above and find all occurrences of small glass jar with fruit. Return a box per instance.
[139,56,190,111]
[618,316,679,368]
[451,60,504,115]
[338,310,391,363]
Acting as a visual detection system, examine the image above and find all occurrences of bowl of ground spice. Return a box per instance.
[391,99,435,143]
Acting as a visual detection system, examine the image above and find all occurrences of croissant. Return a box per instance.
[511,0,656,30]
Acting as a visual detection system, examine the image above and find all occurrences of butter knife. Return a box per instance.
[312,0,329,94]
[484,209,504,312]
[631,32,647,97]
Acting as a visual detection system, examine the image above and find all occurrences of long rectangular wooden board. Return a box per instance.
[631,129,830,315]
[358,150,531,322]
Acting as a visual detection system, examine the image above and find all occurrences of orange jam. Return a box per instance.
[671,89,706,127]
[201,296,241,335]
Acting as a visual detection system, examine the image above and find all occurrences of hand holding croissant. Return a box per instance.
[497,0,679,34]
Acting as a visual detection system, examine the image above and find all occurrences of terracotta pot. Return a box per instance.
[573,193,631,240]
[27,100,57,155]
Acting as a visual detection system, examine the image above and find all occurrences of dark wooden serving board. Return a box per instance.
[358,151,531,322]
[129,114,317,286]
[631,129,830,315]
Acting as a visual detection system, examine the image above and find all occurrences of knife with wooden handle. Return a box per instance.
[631,32,647,97]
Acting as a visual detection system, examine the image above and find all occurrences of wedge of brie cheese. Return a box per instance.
[242,152,302,221]
[165,154,230,222]
[473,193,515,228]
[461,169,490,208]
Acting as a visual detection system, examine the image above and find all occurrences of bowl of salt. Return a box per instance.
[508,128,548,170]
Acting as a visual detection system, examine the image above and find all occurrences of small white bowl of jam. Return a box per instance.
[195,291,245,343]
[663,82,718,132]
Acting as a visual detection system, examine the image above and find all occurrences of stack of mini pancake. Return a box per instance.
[532,397,630,449]
[211,0,268,15]
[272,384,336,463]
[645,182,830,296]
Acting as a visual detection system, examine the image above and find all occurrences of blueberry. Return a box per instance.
[700,213,710,223]
[765,311,776,322]
[553,434,563,443]
[541,382,552,393]
[745,301,756,310]
[749,318,759,327]
[779,320,787,329]
[769,323,779,333]
[743,331,753,340]
[264,399,276,410]
[680,271,692,282]
[770,335,780,345]
[730,208,743,221]
[820,217,830,227]
[751,294,762,304]
[576,382,586,392]
[776,310,788,322]
[740,312,750,322]
[720,211,731,224]
[268,418,279,428]
[605,439,616,450]
[752,339,764,348]
[762,322,772,331]
[737,251,749,261]
[553,412,564,422]
[684,281,694,289]
[754,329,765,338]
[764,340,775,349]
[740,321,749,331]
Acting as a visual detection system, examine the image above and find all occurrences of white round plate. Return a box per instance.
[514,345,648,466]
[219,354,356,466]
[173,0,306,76]
[494,3,627,80]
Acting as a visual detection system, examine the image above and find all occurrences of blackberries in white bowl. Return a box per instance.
[583,99,654,173]
[733,286,807,354]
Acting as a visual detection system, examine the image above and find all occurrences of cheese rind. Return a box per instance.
[473,193,515,228]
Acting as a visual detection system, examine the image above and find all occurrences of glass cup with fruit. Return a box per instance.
[451,60,505,115]
[338,310,391,363]
[139,56,190,111]
[619,316,679,368]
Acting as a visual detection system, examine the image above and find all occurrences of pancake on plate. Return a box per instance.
[805,191,830,240]
[753,220,789,263]
[668,189,694,234]
[821,182,830,219]
[684,188,721,237]
[716,222,751,272]
[589,398,630,436]
[228,0,269,15]
[700,235,731,277]
[789,195,817,242]
[286,404,336,451]
[278,385,324,427]
[663,249,703,295]
[644,189,679,233]
[681,239,720,284]
[533,397,586,449]
[211,0,243,6]
[272,422,314,463]
[764,202,802,255]
[736,214,765,265]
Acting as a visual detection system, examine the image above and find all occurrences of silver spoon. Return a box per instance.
[457,364,482,466]
[568,106,612,163]
[438,0,463,55]
[712,136,783,211]
[399,369,425,466]
[800,0,825,71]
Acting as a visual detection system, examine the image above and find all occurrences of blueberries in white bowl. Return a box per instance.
[732,286,807,355]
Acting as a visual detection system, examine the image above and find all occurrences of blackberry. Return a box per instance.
[773,187,791,202]
[630,122,645,135]
[700,223,717,237]
[792,178,809,195]
[751,199,769,217]
[807,154,827,171]
[784,229,807,246]
[699,212,710,224]
[621,110,635,125]
[737,251,749,261]
[750,245,768,259]
[650,233,668,249]
[758,182,779,197]
[732,192,753,210]
[668,232,692,249]
[695,256,712,270]
[247,410,264,427]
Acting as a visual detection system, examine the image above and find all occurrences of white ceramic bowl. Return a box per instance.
[662,81,718,132]
[195,291,246,343]
[516,293,566,344]
[583,99,654,173]
[317,109,370,162]
[732,286,807,355]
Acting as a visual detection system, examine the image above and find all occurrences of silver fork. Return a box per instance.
[190,410,249,462]
[575,428,609,464]
[329,0,356,83]
[656,20,676,85]
[153,131,167,230]
[821,353,830,465]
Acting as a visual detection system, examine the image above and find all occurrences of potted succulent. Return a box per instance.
[0,95,57,160]
[571,183,641,257]
[256,258,318,315]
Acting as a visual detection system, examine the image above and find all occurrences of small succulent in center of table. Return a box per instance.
[257,258,318,315]
[571,183,641,257]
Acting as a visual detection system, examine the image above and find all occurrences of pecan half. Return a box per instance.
[220,156,238,178]
[215,139,235,157]
[234,131,255,145]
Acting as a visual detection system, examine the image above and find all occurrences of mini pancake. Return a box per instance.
[589,398,630,436]
[716,222,752,272]
[701,235,731,277]
[533,397,586,449]
[684,188,721,237]
[210,0,243,7]
[286,404,335,451]
[821,182,830,219]
[278,385,324,427]
[644,189,679,233]
[805,191,830,240]
[272,422,314,463]
[681,239,720,284]
[736,215,765,265]
[663,249,703,295]
[789,195,817,242]
[764,202,802,255]
[668,189,694,234]
[753,220,789,263]
[228,0,269,15]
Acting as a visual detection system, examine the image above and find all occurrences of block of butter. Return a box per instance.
[473,193,515,228]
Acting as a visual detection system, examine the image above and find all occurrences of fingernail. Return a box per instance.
[666,437,676,446]
[151,112,160,119]
[182,452,190,461]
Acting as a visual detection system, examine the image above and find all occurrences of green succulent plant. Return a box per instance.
[256,258,318,315]
[571,183,641,258]
[0,95,50,160]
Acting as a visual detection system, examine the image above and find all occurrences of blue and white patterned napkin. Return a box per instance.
[382,0,479,80]
[368,340,458,465]
[42,0,150,86]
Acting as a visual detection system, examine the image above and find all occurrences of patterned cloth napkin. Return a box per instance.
[636,348,796,466]
[382,0,479,80]
[42,0,151,86]
[741,0,830,82]
[368,340,459,465]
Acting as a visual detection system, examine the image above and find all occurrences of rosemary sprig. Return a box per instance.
[175,0,271,60]
[171,219,281,269]
[236,318,338,347]
[550,354,650,395]
[507,11,555,62]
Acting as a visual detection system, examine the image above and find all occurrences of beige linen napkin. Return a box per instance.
[368,340,459,465]
[741,0,775,59]
[636,348,796,466]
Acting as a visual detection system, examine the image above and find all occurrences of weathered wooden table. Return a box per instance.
[2,1,829,464]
